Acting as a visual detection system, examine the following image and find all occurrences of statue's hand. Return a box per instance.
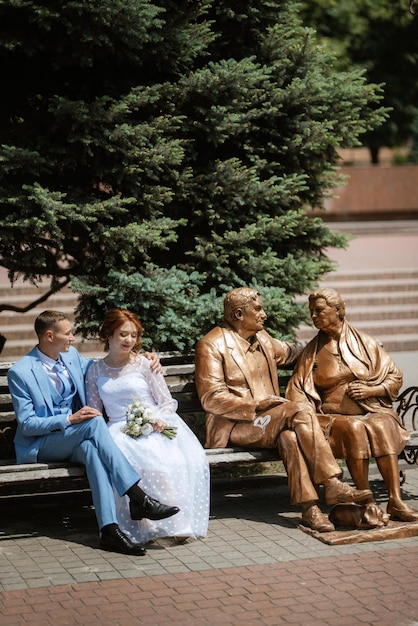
[347,381,373,400]
[257,395,288,413]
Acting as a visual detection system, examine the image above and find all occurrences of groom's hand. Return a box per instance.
[143,351,163,374]
[69,406,102,424]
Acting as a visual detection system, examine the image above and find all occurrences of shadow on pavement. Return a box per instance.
[1,473,418,546]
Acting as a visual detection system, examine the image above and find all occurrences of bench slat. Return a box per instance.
[0,358,417,496]
[206,448,279,465]
[0,449,279,482]
[0,464,86,483]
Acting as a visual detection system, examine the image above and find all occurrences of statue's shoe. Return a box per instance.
[387,503,418,522]
[302,505,335,533]
[325,481,372,506]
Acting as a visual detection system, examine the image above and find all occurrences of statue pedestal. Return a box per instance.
[292,517,418,545]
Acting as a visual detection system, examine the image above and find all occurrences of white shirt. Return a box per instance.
[36,348,73,423]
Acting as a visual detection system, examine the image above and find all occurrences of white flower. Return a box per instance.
[121,399,178,440]
[141,423,154,436]
[132,424,142,436]
[143,408,155,421]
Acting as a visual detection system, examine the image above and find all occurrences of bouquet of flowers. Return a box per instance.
[122,399,177,440]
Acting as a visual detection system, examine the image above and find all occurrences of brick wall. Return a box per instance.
[310,164,418,220]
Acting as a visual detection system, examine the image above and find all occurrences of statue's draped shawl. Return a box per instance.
[287,320,403,419]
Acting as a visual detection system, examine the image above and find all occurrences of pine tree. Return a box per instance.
[0,0,387,351]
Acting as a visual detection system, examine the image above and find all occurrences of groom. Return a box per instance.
[8,310,180,556]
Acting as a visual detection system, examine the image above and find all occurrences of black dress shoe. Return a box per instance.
[100,527,146,556]
[129,495,180,521]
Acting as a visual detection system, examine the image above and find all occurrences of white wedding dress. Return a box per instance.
[86,355,210,544]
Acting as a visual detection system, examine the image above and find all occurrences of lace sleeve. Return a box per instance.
[85,361,104,412]
[141,357,178,416]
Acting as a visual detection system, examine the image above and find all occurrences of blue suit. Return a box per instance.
[8,346,140,529]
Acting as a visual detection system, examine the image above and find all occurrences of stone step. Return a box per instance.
[328,219,418,235]
[296,301,418,320]
[7,302,415,340]
[298,317,418,337]
[0,336,102,359]
[8,334,416,357]
[3,310,416,353]
[0,293,76,312]
[296,330,418,353]
[321,291,418,307]
[0,323,97,342]
[3,274,418,301]
[0,283,75,298]
[294,266,418,353]
[318,277,418,294]
[0,283,418,327]
[3,270,418,301]
[0,292,76,306]
[0,306,77,327]
[322,267,418,280]
[1,267,418,357]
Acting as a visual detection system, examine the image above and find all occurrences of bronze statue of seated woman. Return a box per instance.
[287,287,418,524]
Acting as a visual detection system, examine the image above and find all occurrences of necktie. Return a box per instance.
[54,361,73,397]
[248,336,260,352]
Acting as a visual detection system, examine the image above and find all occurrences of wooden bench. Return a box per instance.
[1,355,417,497]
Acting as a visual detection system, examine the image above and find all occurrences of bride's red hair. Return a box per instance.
[99,308,143,352]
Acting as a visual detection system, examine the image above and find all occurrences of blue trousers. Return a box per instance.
[37,417,140,529]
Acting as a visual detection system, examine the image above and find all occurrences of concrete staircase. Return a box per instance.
[296,268,418,353]
[0,282,102,360]
[1,267,418,361]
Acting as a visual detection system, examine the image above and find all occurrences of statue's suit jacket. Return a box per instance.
[8,346,91,463]
[195,324,301,448]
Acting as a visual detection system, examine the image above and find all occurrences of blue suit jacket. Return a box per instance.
[8,346,92,463]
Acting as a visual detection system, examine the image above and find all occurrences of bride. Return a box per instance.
[85,308,210,544]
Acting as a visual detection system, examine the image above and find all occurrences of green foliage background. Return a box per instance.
[0,1,388,350]
[301,0,418,163]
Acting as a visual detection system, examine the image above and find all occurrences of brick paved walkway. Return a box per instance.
[1,468,418,625]
[1,547,418,626]
[1,222,418,624]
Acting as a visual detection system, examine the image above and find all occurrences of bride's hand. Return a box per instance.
[152,419,167,433]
